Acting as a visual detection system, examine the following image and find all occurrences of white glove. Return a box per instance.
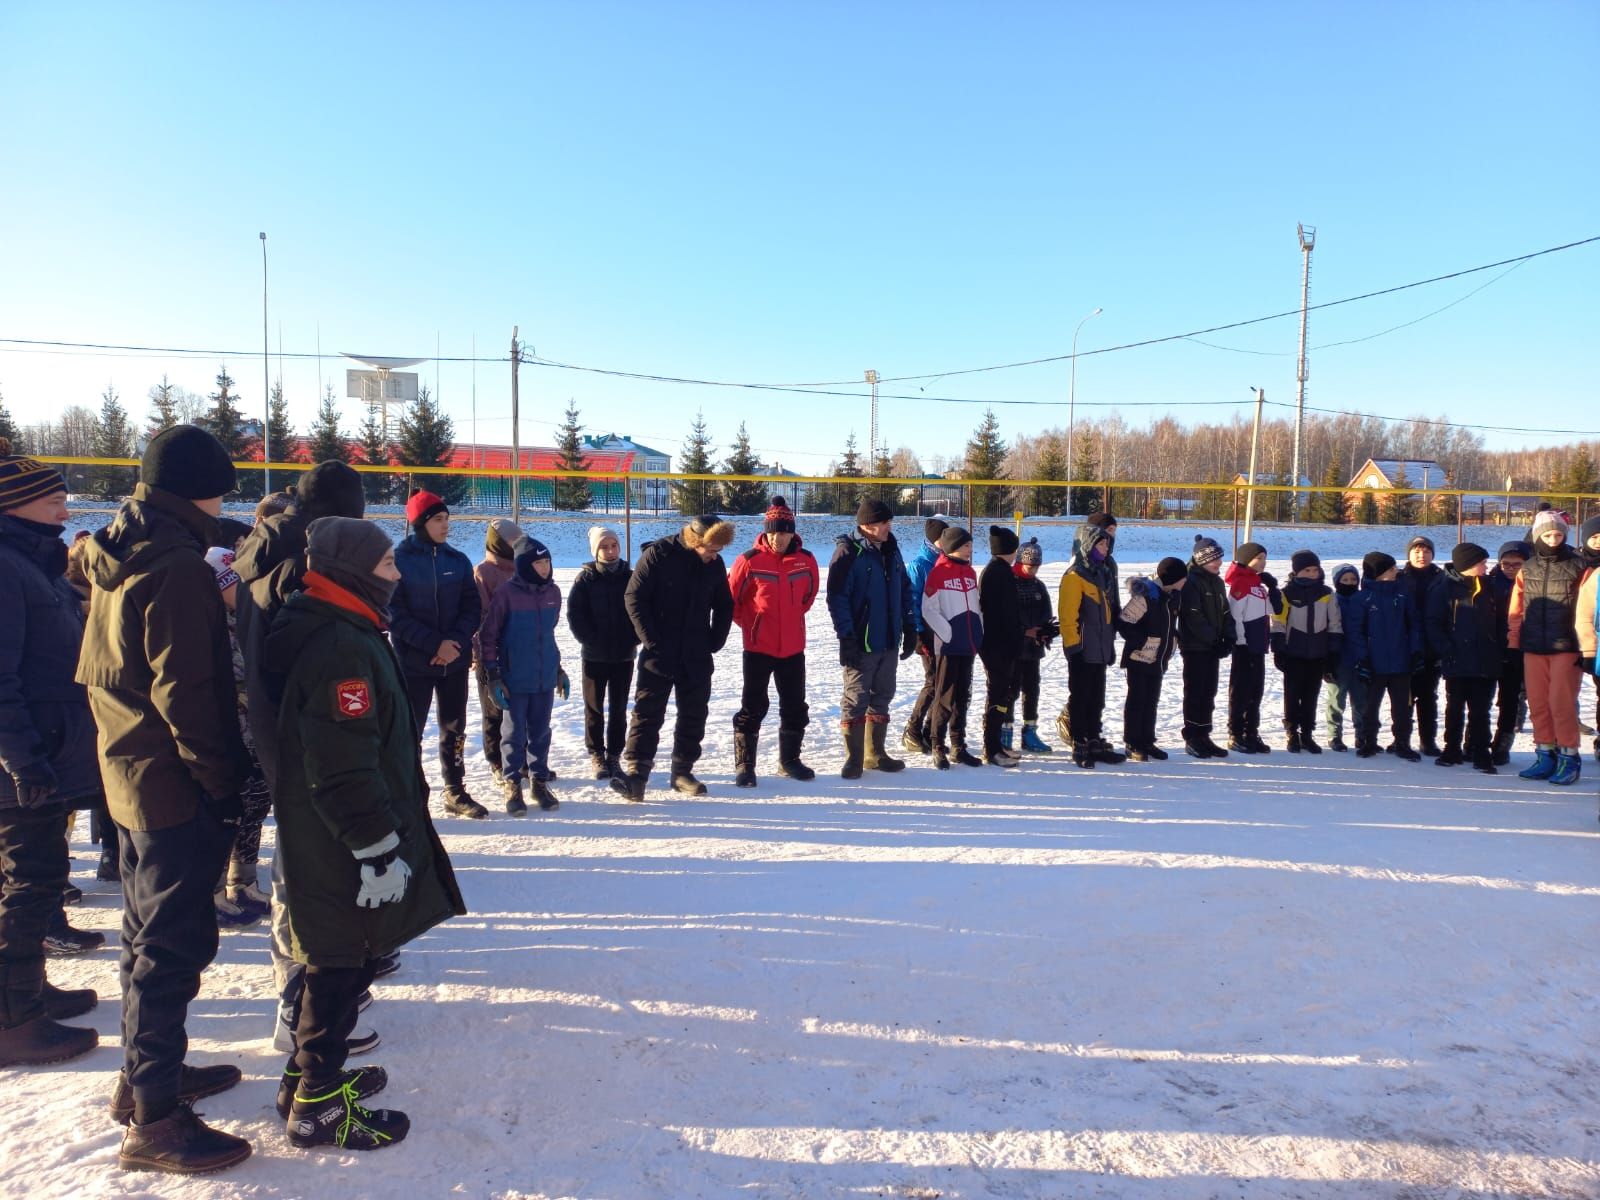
[353,833,411,909]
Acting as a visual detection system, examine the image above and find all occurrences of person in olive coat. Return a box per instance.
[266,516,465,1151]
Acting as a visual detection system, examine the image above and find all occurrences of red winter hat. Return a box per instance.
[406,488,448,526]
[764,495,796,534]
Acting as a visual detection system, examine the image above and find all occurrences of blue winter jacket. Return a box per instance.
[826,529,916,655]
[1347,576,1422,675]
[904,540,940,634]
[479,575,562,693]
[390,533,482,677]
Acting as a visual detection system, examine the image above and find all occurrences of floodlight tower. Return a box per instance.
[1292,223,1316,520]
[341,353,427,440]
[865,369,879,479]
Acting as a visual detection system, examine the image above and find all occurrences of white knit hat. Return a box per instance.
[1531,508,1569,543]
[589,524,621,557]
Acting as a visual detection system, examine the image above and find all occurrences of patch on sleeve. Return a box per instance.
[333,678,374,720]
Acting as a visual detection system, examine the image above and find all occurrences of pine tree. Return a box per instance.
[395,385,465,506]
[307,384,349,465]
[553,401,592,511]
[202,365,255,499]
[1385,463,1420,525]
[674,411,717,516]
[357,397,393,506]
[0,388,17,449]
[1069,431,1101,516]
[147,375,179,440]
[90,385,136,500]
[871,447,897,513]
[1356,489,1380,525]
[964,409,1008,518]
[1308,457,1348,524]
[1559,444,1599,502]
[829,433,865,516]
[1032,435,1068,516]
[267,380,298,465]
[720,422,766,515]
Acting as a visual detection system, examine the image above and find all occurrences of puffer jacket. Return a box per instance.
[625,534,734,683]
[1118,577,1179,669]
[1400,563,1445,658]
[978,557,1024,666]
[905,540,941,634]
[390,533,482,677]
[1509,545,1584,655]
[1577,567,1599,658]
[567,560,639,663]
[471,555,516,663]
[1347,576,1422,676]
[1224,563,1277,655]
[827,529,916,656]
[728,534,819,659]
[1427,567,1503,680]
[1272,577,1343,661]
[922,554,982,656]
[479,574,563,694]
[1057,524,1119,665]
[75,484,249,831]
[0,515,100,810]
[1178,565,1235,657]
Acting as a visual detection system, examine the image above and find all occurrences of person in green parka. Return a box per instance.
[264,516,466,1152]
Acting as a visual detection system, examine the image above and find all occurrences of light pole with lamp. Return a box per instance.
[1065,306,1102,516]
[259,232,271,495]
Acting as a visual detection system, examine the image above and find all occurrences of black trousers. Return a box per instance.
[475,663,505,773]
[1444,676,1497,759]
[405,669,470,791]
[1281,658,1324,736]
[1067,657,1108,744]
[0,801,70,1026]
[294,958,381,1086]
[1228,649,1266,739]
[119,803,233,1115]
[1012,657,1042,724]
[907,651,938,735]
[1123,663,1165,750]
[733,651,809,739]
[1410,659,1443,744]
[624,662,712,774]
[1494,652,1526,748]
[582,659,635,761]
[1359,672,1414,749]
[1181,649,1222,740]
[982,656,1020,756]
[931,654,974,750]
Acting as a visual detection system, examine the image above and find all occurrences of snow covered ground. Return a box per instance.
[11,517,1599,1198]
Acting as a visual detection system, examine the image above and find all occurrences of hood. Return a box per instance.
[81,485,217,592]
[233,509,310,586]
[1360,574,1400,593]
[1071,523,1110,569]
[1330,563,1359,586]
[838,529,897,556]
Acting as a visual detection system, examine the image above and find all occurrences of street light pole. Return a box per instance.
[1065,306,1102,516]
[259,232,271,495]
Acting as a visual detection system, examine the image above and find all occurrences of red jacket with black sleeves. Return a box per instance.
[728,533,820,659]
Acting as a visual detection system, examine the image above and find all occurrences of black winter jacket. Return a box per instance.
[625,535,734,683]
[978,558,1024,666]
[1426,567,1503,680]
[1400,563,1445,658]
[390,533,482,677]
[1015,569,1056,661]
[567,561,639,663]
[1178,566,1235,656]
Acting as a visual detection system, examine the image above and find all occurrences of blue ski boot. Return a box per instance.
[1020,723,1053,753]
[1518,746,1558,780]
[1549,751,1582,786]
[1001,724,1014,752]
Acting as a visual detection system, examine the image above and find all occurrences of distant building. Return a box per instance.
[583,433,671,508]
[1345,457,1447,494]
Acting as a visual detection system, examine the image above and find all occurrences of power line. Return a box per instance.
[1260,399,1598,439]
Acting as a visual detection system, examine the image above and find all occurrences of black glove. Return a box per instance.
[1272,651,1287,673]
[207,791,244,827]
[9,763,57,808]
[839,638,862,669]
[1409,652,1425,674]
[1355,660,1374,684]
[1259,571,1278,589]
[900,627,918,660]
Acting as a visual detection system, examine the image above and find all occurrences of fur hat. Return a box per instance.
[141,424,236,500]
[1363,550,1397,579]
[989,525,1020,556]
[764,496,796,534]
[855,497,894,526]
[1017,537,1042,567]
[937,526,972,555]
[255,490,295,523]
[924,515,951,545]
[1450,543,1489,572]
[1235,542,1267,567]
[1191,535,1224,567]
[1156,556,1189,587]
[587,524,620,558]
[1290,549,1321,574]
[683,515,735,551]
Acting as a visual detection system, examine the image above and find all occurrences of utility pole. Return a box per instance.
[864,369,879,496]
[510,327,521,522]
[1066,307,1103,518]
[1292,223,1316,521]
[1244,387,1265,545]
[259,232,270,494]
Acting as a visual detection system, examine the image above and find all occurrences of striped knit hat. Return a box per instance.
[0,437,67,512]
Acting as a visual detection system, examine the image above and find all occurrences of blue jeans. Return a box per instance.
[502,690,555,781]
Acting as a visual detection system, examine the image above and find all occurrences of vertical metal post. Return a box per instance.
[1232,485,1241,551]
[1292,224,1316,522]
[1066,307,1102,519]
[1244,388,1265,543]
[1457,492,1464,543]
[510,327,521,522]
[624,471,633,560]
[865,369,879,498]
[259,232,270,494]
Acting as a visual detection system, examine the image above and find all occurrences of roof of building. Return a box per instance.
[583,433,670,459]
[1349,458,1446,487]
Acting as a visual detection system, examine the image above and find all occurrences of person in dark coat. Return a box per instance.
[1272,550,1342,753]
[727,498,820,787]
[1057,515,1124,768]
[470,518,522,783]
[1426,544,1502,773]
[1117,558,1187,760]
[1177,535,1235,758]
[390,489,485,819]
[1010,538,1058,753]
[978,526,1024,767]
[567,524,638,780]
[826,499,918,779]
[0,441,99,1070]
[1486,541,1529,764]
[266,517,464,1151]
[1324,564,1364,752]
[612,517,735,800]
[76,425,253,1173]
[1400,535,1446,756]
[900,516,950,756]
[1346,551,1422,759]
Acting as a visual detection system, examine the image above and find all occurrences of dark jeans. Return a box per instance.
[1494,652,1526,747]
[119,803,234,1115]
[406,669,470,792]
[981,657,1020,756]
[1123,662,1164,750]
[1181,649,1222,741]
[502,689,555,780]
[1228,649,1266,739]
[625,662,712,775]
[295,959,381,1087]
[907,650,937,735]
[734,651,809,739]
[0,801,70,1026]
[1281,658,1324,736]
[1411,659,1443,745]
[1360,672,1414,749]
[1444,676,1497,758]
[475,663,505,773]
[931,654,974,750]
[1067,657,1108,744]
[582,659,634,761]
[1012,657,1042,725]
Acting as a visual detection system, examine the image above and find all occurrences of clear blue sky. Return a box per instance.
[1,1,1594,470]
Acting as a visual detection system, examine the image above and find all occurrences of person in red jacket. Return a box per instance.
[728,498,820,787]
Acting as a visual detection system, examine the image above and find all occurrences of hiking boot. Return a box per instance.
[532,779,560,810]
[1434,746,1464,766]
[1519,747,1558,780]
[111,1063,243,1125]
[286,1070,409,1152]
[953,748,983,768]
[42,980,97,1021]
[1090,739,1127,765]
[932,746,950,770]
[1020,723,1052,753]
[0,1013,97,1068]
[840,719,865,780]
[591,756,612,780]
[1328,736,1348,752]
[864,719,906,772]
[504,776,527,816]
[1286,729,1303,753]
[670,773,707,797]
[43,915,104,956]
[118,1101,252,1174]
[610,772,647,802]
[442,790,488,820]
[1549,751,1582,786]
[1301,735,1322,755]
[276,1061,387,1119]
[901,724,931,755]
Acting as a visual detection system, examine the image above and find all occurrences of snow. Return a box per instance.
[13,516,1599,1198]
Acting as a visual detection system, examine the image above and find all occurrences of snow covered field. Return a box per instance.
[11,517,1599,1198]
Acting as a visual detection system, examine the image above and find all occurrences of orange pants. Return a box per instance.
[1524,652,1582,749]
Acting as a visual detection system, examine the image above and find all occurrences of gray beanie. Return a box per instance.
[306,517,397,615]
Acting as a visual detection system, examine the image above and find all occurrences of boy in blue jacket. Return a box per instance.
[900,516,950,756]
[1347,551,1423,760]
[480,538,570,815]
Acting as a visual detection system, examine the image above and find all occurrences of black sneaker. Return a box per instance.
[671,773,707,797]
[110,1063,243,1125]
[371,952,400,979]
[286,1070,409,1152]
[44,916,105,956]
[442,791,488,819]
[118,1101,251,1174]
[532,779,560,811]
[276,1061,388,1119]
[62,884,83,906]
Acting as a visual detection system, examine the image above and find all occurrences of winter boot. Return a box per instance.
[1072,741,1095,770]
[1286,727,1303,753]
[734,732,758,788]
[214,889,260,929]
[864,717,906,772]
[0,962,97,1068]
[1199,735,1229,759]
[609,765,648,802]
[1144,745,1170,761]
[1055,710,1074,749]
[286,1070,409,1151]
[1020,723,1052,753]
[840,719,866,780]
[932,745,951,770]
[1392,740,1422,763]
[97,841,121,882]
[1434,744,1465,767]
[604,756,621,780]
[1329,735,1348,752]
[1301,730,1323,754]
[1519,746,1558,780]
[591,756,612,780]
[670,771,707,797]
[503,775,527,816]
[111,1063,243,1125]
[1491,728,1514,766]
[1549,751,1582,786]
[1126,747,1150,763]
[532,778,560,811]
[1471,750,1498,775]
[953,746,983,768]
[901,723,931,756]
[442,789,488,820]
[1421,736,1443,758]
[42,979,97,1021]
[118,1101,252,1174]
[1243,729,1272,755]
[1090,738,1127,765]
[1228,735,1254,754]
[276,1060,387,1119]
[777,730,816,781]
[985,748,1020,768]
[1001,724,1014,752]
